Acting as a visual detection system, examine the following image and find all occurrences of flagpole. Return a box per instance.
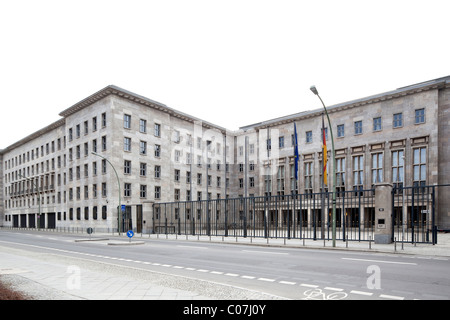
[310,86,336,247]
[321,113,326,240]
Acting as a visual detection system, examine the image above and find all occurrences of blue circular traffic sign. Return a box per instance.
[127,230,134,238]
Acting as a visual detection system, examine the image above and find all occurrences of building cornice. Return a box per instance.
[1,118,66,154]
[59,85,228,134]
[242,76,449,130]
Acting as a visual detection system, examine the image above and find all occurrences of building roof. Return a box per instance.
[59,85,228,133]
[240,75,450,130]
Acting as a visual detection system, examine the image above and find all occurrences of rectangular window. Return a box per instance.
[354,121,362,135]
[84,121,89,135]
[140,163,147,176]
[290,164,298,194]
[413,147,426,187]
[139,119,147,133]
[154,165,161,178]
[154,186,161,199]
[277,165,285,196]
[279,136,284,149]
[124,137,131,152]
[266,138,271,151]
[373,117,382,131]
[392,150,404,189]
[264,167,272,196]
[393,113,403,128]
[337,124,345,138]
[140,185,147,198]
[186,171,191,184]
[304,162,313,195]
[353,155,364,192]
[102,183,107,197]
[140,141,147,155]
[102,112,107,127]
[124,160,131,174]
[124,183,131,197]
[415,108,425,124]
[371,153,383,185]
[154,144,161,157]
[124,114,131,129]
[336,157,346,195]
[306,131,312,143]
[154,123,161,137]
[102,136,107,151]
[102,159,107,174]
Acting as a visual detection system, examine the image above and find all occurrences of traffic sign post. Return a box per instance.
[127,230,134,243]
[87,227,94,240]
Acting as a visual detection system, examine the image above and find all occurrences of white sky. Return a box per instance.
[0,0,448,149]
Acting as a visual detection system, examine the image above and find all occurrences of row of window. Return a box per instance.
[262,109,426,149]
[262,147,427,196]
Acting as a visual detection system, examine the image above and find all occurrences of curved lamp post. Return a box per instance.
[91,152,122,235]
[310,85,337,247]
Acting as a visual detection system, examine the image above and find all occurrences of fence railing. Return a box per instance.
[391,184,449,244]
[152,189,376,242]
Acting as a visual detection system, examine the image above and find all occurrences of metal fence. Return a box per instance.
[392,184,449,244]
[152,189,376,242]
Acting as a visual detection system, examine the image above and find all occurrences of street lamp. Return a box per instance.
[91,152,122,235]
[310,85,337,247]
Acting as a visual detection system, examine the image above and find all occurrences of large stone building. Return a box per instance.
[1,76,449,233]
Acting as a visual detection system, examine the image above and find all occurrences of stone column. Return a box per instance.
[374,183,393,244]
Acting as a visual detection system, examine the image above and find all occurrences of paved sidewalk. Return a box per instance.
[0,240,285,300]
[0,246,211,300]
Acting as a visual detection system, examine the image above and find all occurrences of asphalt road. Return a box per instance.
[1,229,449,300]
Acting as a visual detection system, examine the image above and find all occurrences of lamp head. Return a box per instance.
[310,85,319,95]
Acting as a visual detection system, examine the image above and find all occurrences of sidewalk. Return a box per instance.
[0,238,285,300]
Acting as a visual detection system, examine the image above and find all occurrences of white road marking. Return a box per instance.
[258,278,276,282]
[300,283,319,288]
[242,250,288,255]
[177,245,208,249]
[350,290,373,296]
[380,294,404,300]
[279,281,296,285]
[341,258,417,265]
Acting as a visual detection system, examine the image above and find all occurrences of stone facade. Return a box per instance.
[1,77,449,232]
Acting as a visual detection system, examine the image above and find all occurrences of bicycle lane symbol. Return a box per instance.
[302,288,348,300]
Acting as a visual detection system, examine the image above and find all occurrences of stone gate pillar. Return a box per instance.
[374,183,393,244]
